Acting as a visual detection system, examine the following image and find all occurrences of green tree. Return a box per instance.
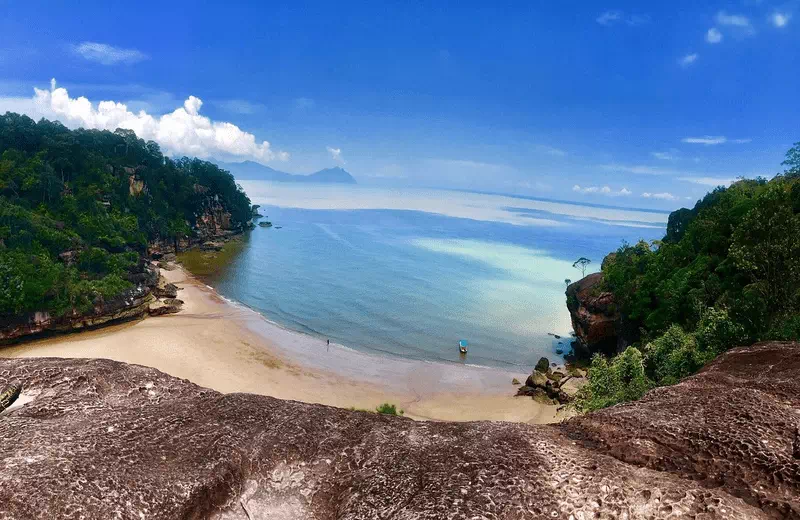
[782,141,800,177]
[573,257,591,278]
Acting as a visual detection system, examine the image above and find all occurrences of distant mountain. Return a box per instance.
[219,161,356,184]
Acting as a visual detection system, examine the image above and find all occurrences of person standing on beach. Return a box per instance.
[327,339,330,351]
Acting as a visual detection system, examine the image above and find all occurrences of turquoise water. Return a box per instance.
[206,183,667,369]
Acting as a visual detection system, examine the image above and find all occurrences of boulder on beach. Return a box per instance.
[148,299,183,316]
[153,278,179,299]
[157,261,177,271]
[534,357,550,373]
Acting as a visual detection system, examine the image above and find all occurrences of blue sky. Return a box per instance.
[1,0,798,208]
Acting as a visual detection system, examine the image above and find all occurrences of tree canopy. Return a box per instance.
[577,143,800,411]
[0,113,252,318]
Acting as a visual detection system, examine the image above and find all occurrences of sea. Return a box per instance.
[201,182,668,370]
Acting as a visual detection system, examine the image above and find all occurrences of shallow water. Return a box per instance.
[202,183,667,369]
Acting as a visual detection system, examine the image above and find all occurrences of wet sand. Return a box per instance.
[0,265,564,423]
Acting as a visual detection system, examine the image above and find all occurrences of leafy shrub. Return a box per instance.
[644,325,701,386]
[768,314,800,341]
[694,308,747,355]
[375,403,404,416]
[578,347,650,411]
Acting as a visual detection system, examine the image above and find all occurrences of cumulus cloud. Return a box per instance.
[679,53,698,67]
[596,10,649,26]
[706,28,723,43]
[771,12,791,27]
[326,146,344,164]
[573,184,632,196]
[642,192,678,201]
[72,42,148,65]
[12,79,288,163]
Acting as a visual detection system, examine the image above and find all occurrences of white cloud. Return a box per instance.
[679,53,698,67]
[596,10,649,26]
[573,184,632,196]
[706,28,723,43]
[4,79,288,164]
[72,42,148,65]
[326,146,344,164]
[682,135,727,145]
[715,11,755,34]
[771,12,791,27]
[596,11,622,25]
[651,151,677,161]
[681,136,751,145]
[678,176,736,186]
[642,192,678,201]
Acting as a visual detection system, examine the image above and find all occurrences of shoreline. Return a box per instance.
[0,264,570,423]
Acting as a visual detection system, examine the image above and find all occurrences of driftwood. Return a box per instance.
[0,383,21,414]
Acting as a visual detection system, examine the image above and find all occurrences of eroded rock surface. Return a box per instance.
[561,341,800,518]
[1,343,798,519]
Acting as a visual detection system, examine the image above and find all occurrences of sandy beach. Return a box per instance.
[0,264,566,423]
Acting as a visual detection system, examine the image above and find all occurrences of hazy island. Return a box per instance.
[217,159,357,184]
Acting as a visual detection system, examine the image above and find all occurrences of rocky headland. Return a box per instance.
[1,341,798,519]
[565,271,632,356]
[0,188,246,344]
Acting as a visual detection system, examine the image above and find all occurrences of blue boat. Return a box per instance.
[458,339,468,354]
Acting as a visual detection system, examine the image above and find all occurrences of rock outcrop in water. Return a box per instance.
[1,342,797,518]
[565,272,627,356]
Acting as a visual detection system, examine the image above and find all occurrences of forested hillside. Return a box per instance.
[0,113,252,320]
[578,143,800,410]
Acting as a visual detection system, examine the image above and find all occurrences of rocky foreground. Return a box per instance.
[1,342,798,519]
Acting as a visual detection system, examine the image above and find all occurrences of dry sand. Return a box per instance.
[0,265,564,423]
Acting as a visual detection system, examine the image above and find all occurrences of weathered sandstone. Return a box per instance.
[1,341,797,518]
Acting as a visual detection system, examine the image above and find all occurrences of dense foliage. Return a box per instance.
[0,113,252,318]
[578,143,800,411]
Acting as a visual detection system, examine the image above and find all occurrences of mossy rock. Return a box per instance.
[511,378,521,385]
[535,357,550,373]
[526,371,548,388]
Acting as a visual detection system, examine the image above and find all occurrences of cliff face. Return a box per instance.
[1,342,797,519]
[0,267,181,343]
[195,194,235,240]
[565,272,627,355]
